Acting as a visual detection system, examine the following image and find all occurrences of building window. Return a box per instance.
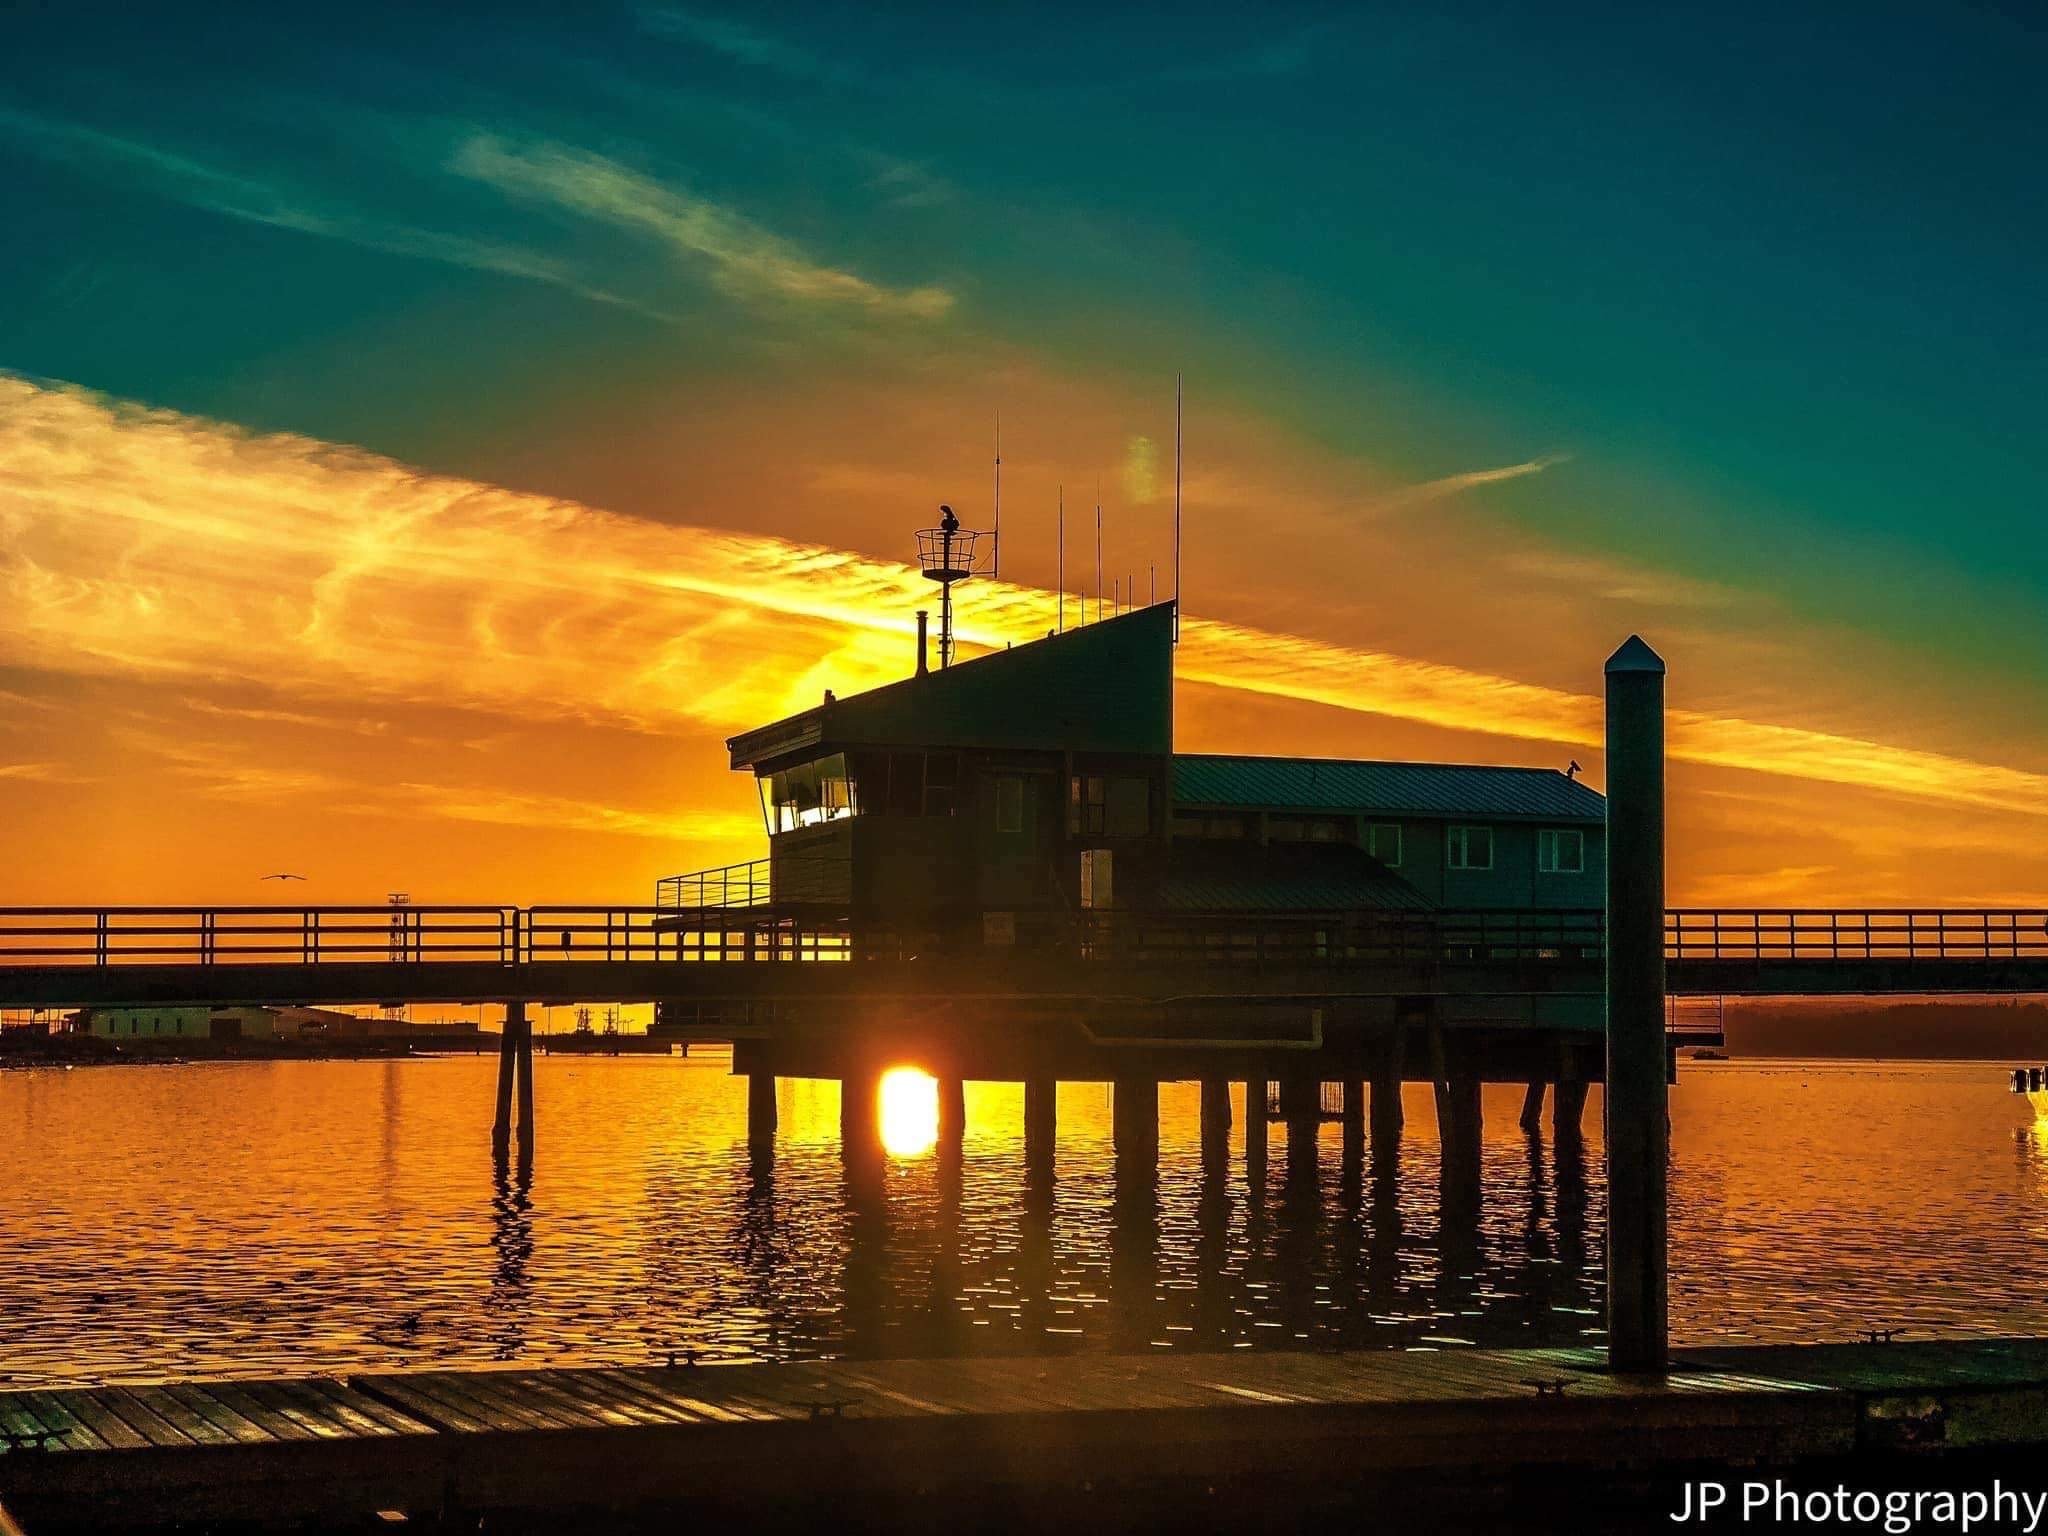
[759,753,858,833]
[1447,825,1494,871]
[923,752,958,817]
[995,776,1025,834]
[1538,828,1585,874]
[1071,775,1149,837]
[1367,822,1402,867]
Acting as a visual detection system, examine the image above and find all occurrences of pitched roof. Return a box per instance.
[1172,753,1605,823]
[730,603,1174,769]
[1161,840,1433,912]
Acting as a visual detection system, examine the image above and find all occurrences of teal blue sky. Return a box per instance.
[3,1,2044,703]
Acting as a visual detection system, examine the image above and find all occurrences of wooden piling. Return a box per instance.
[747,1071,778,1148]
[1199,1077,1231,1166]
[1518,1081,1546,1134]
[1112,1077,1158,1163]
[1244,1080,1268,1176]
[1553,1077,1590,1141]
[1605,634,1669,1371]
[1371,1029,1406,1147]
[937,1081,962,1155]
[512,1003,534,1163]
[491,1002,518,1156]
[1024,1076,1056,1174]
[841,1066,881,1162]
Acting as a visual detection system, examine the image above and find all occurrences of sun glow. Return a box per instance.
[877,1067,939,1158]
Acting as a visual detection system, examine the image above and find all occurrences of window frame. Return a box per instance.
[1538,827,1585,875]
[1446,824,1495,872]
[995,775,1026,835]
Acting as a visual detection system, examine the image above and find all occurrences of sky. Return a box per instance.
[1,1,2044,906]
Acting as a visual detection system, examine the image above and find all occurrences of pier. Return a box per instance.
[10,1340,2048,1529]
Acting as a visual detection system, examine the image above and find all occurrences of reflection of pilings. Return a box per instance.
[1024,1076,1056,1180]
[1199,1077,1232,1172]
[1109,1130,1159,1353]
[747,1071,778,1149]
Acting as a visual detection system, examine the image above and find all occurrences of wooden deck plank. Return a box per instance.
[402,1373,571,1434]
[542,1370,699,1427]
[203,1382,319,1442]
[300,1377,429,1437]
[498,1372,641,1430]
[91,1387,200,1449]
[11,1392,103,1452]
[55,1391,156,1451]
[348,1375,490,1435]
[574,1369,715,1425]
[118,1386,237,1447]
[610,1369,754,1424]
[157,1382,282,1445]
[236,1380,355,1441]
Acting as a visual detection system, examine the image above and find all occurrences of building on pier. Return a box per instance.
[666,599,1605,1016]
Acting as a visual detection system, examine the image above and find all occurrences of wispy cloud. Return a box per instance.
[450,134,954,319]
[1359,453,1569,515]
[636,6,859,88]
[0,107,643,315]
[6,375,2047,826]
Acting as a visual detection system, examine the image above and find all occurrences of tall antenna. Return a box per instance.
[1057,484,1065,634]
[992,414,1002,581]
[1094,480,1102,625]
[1150,565,1156,606]
[1173,372,1183,643]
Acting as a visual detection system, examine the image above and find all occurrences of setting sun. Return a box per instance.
[878,1067,940,1158]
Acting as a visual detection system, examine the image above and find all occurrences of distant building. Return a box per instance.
[73,1005,471,1042]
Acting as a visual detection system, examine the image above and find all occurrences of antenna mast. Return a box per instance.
[1057,485,1065,634]
[992,415,1002,581]
[916,504,982,669]
[1094,482,1102,625]
[1173,372,1183,643]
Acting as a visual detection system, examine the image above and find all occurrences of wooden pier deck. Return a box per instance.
[7,1339,2048,1529]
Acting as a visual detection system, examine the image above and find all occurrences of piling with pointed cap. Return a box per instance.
[1604,633,1668,1372]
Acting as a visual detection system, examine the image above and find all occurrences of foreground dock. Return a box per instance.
[7,1339,2048,1530]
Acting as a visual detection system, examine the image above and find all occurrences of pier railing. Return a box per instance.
[1666,909,2048,962]
[3,905,2043,972]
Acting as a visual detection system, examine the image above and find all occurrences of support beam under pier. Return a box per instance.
[1200,1077,1231,1168]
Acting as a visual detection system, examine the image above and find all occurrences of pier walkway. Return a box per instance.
[6,1339,2048,1528]
[1,905,2044,1008]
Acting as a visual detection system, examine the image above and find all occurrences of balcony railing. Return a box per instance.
[655,859,772,911]
[1666,909,2048,962]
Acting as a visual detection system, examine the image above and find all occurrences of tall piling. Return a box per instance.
[492,1002,519,1156]
[747,1070,778,1149]
[1244,1080,1269,1178]
[1024,1076,1056,1178]
[938,1075,966,1157]
[512,1003,535,1163]
[1199,1077,1232,1169]
[1605,634,1669,1372]
[1112,1077,1159,1167]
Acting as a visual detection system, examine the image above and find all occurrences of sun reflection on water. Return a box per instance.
[879,1067,939,1158]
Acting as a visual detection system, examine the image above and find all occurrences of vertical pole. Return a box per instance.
[938,1076,966,1155]
[1025,1076,1056,1175]
[1519,1081,1547,1134]
[492,1001,519,1154]
[748,1070,778,1149]
[1605,634,1668,1372]
[512,1001,534,1163]
[1199,1076,1231,1168]
[1372,1028,1406,1147]
[1113,1077,1158,1165]
[1341,1079,1366,1163]
[1244,1080,1268,1177]
[841,1066,881,1161]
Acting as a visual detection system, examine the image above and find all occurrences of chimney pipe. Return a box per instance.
[916,610,929,676]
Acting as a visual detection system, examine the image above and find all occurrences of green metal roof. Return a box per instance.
[1173,753,1605,823]
[1161,840,1433,912]
[731,603,1174,769]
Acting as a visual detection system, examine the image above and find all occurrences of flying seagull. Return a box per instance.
[260,873,308,882]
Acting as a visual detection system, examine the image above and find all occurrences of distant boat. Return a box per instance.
[2009,1067,2048,1116]
[1688,1047,1728,1061]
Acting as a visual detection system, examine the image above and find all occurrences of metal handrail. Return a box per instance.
[1666,909,2048,962]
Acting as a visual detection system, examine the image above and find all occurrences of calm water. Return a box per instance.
[2,1056,2044,1387]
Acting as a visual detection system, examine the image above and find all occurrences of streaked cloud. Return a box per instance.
[0,108,640,314]
[1357,453,1569,516]
[450,134,955,319]
[6,374,2047,833]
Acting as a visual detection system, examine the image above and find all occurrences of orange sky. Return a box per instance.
[4,370,2047,909]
